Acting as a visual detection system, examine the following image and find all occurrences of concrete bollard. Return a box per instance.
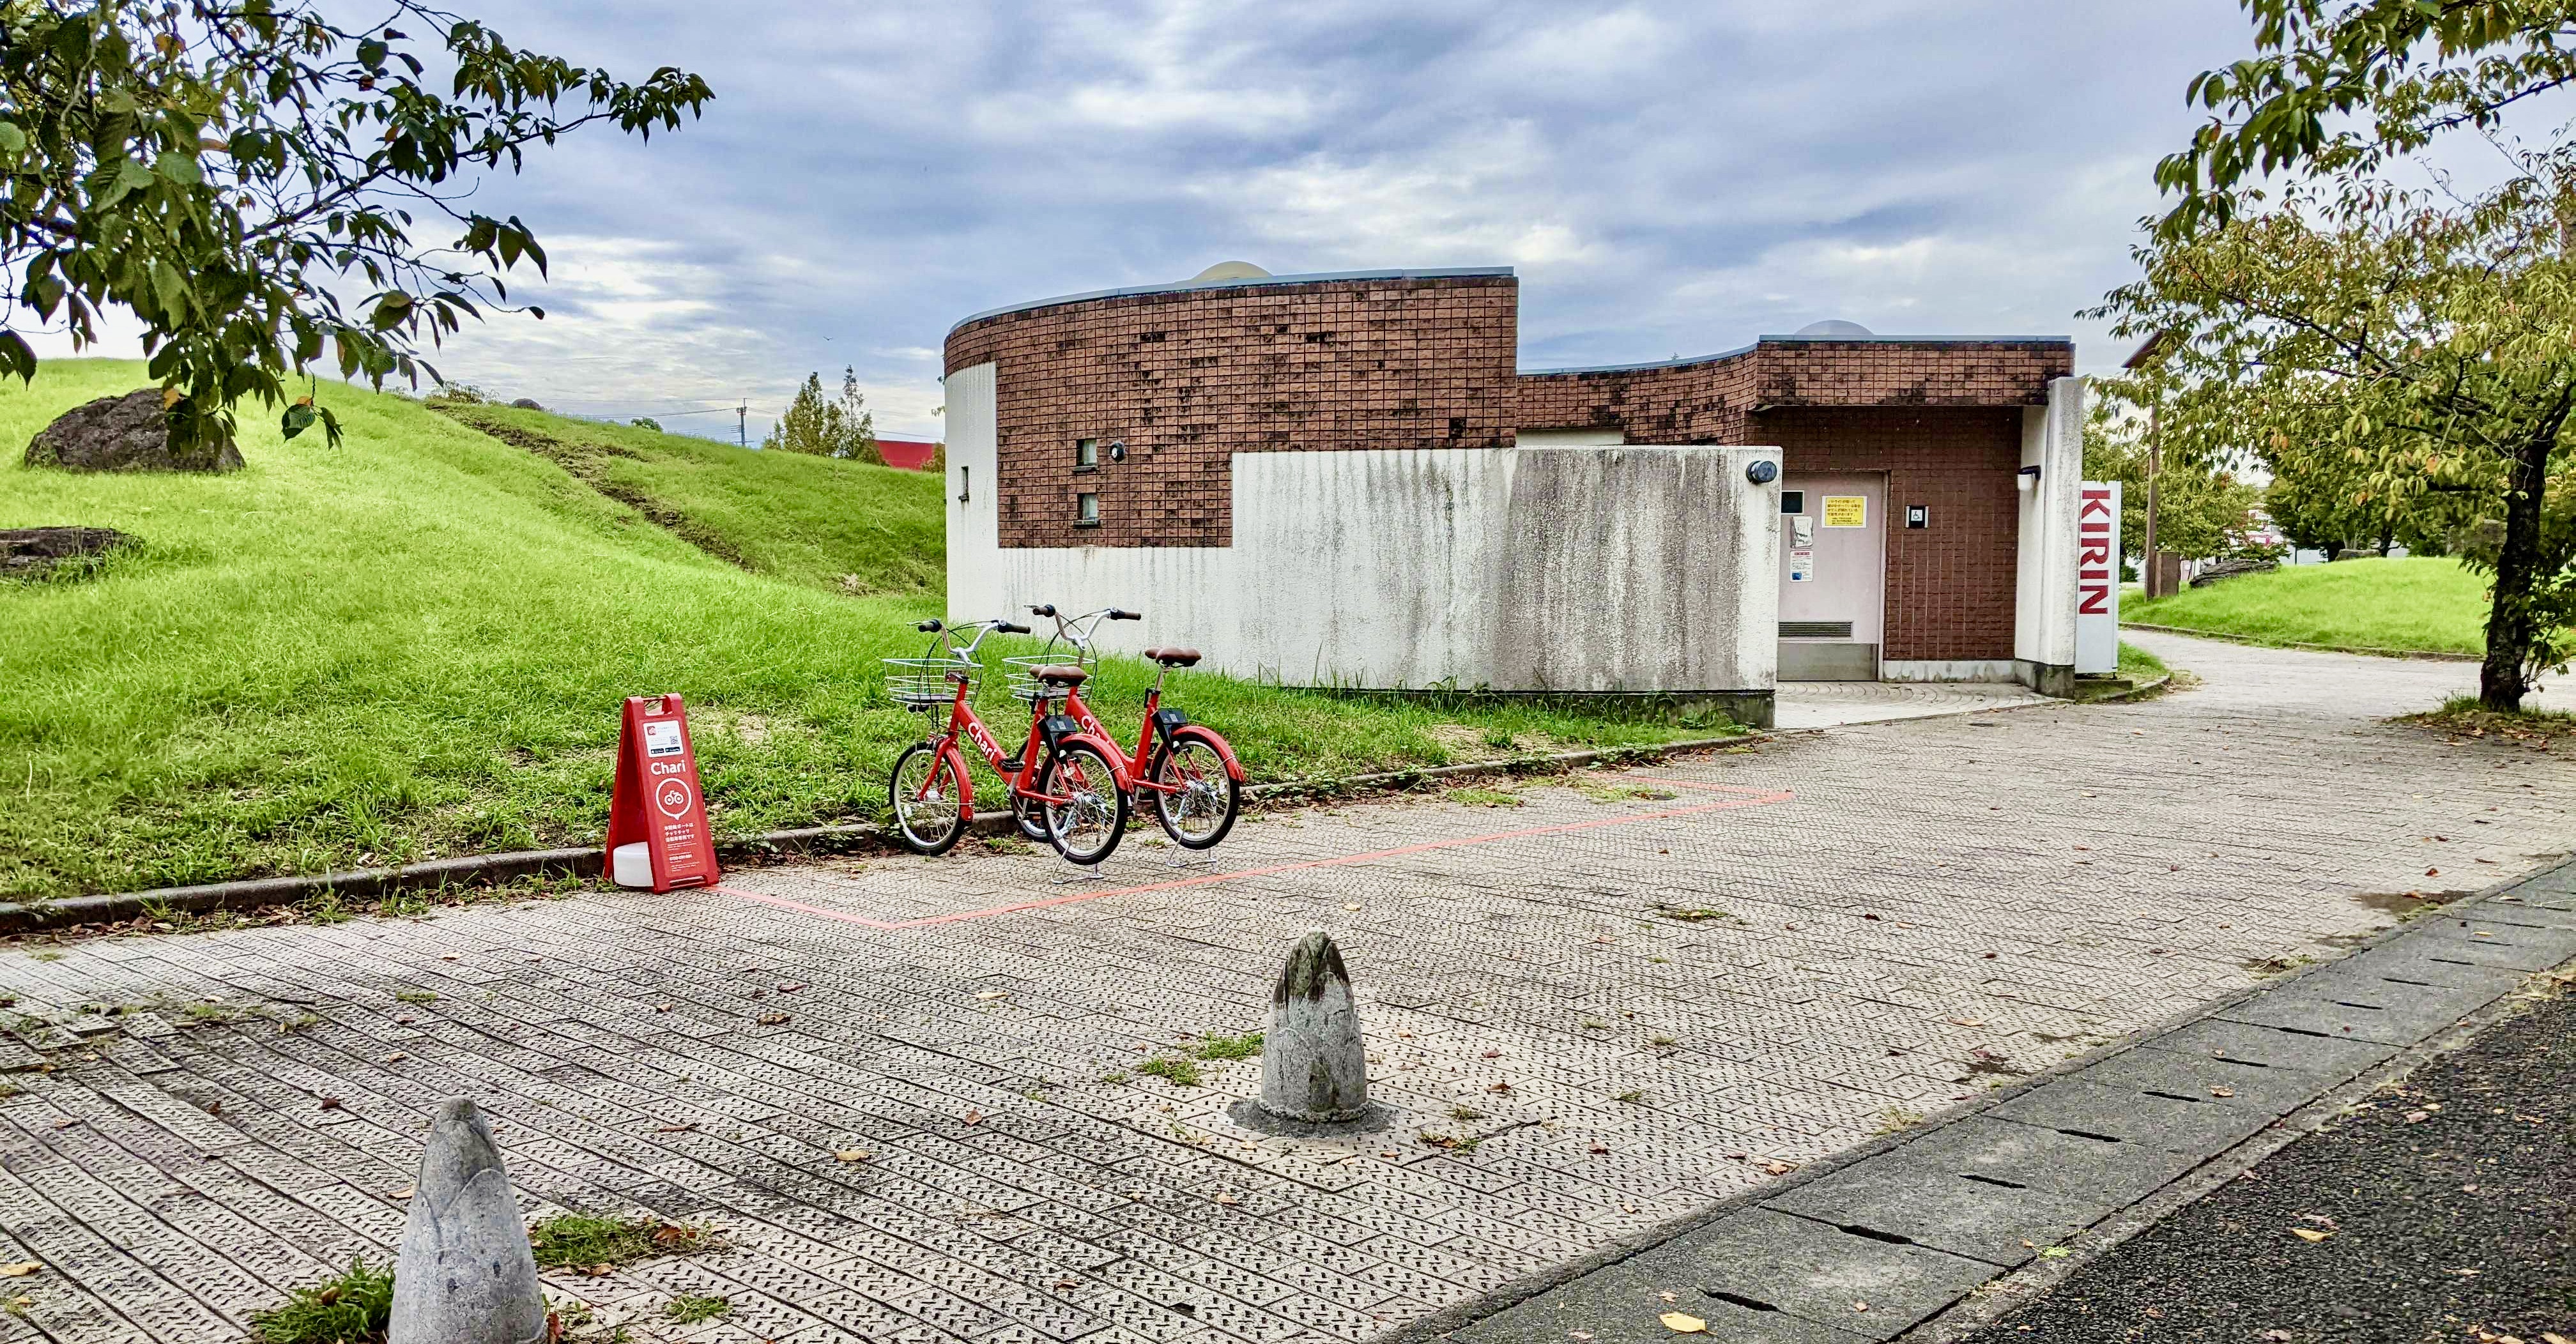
[1257,930,1370,1124]
[389,1096,548,1344]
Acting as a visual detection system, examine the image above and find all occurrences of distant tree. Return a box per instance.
[629,416,662,432]
[762,367,878,462]
[0,1,710,454]
[2082,394,2277,564]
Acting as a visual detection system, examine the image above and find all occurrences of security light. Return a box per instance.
[2016,465,2042,492]
[1745,459,1779,485]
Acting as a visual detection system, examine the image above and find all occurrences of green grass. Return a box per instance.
[433,402,942,597]
[664,1294,732,1324]
[526,1214,716,1269]
[248,1258,393,1343]
[1190,1030,1263,1060]
[1133,1057,1202,1087]
[2124,557,2487,655]
[1,361,1719,900]
[2116,641,2168,681]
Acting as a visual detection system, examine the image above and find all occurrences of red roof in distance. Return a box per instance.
[875,438,940,470]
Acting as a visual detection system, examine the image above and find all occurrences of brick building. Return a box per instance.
[942,264,2085,725]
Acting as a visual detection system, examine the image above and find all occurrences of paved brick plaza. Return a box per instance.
[0,634,2566,1343]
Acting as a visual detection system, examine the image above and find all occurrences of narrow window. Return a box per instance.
[1076,492,1100,526]
[1074,438,1098,470]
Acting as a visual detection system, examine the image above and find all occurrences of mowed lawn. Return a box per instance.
[2125,557,2488,656]
[1,362,1708,899]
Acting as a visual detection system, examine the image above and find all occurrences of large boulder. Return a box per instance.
[24,389,242,473]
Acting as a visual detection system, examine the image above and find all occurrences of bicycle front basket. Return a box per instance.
[883,656,974,707]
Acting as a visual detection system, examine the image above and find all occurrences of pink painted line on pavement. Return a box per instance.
[719,778,1793,932]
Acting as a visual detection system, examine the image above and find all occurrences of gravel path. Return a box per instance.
[1971,976,2575,1343]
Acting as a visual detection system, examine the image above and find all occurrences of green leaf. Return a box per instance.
[280,402,318,440]
[116,158,154,192]
[154,150,201,185]
[0,123,25,155]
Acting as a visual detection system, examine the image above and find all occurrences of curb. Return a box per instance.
[0,733,1773,936]
[2121,621,2480,662]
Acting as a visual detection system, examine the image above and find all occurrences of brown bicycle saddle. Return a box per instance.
[1144,647,1202,667]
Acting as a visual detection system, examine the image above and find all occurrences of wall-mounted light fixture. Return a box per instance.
[2016,464,2042,493]
[1745,459,1780,485]
[1107,439,1128,463]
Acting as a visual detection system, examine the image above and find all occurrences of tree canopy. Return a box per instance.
[0,0,710,450]
[763,367,878,462]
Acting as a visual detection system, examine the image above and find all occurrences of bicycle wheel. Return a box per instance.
[887,743,966,855]
[1038,739,1130,866]
[1011,789,1050,842]
[1151,735,1239,849]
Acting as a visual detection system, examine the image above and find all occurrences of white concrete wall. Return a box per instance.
[944,366,1779,694]
[2013,376,2084,682]
[1491,446,1777,692]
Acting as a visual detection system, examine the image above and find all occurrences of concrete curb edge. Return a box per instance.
[2121,621,2480,663]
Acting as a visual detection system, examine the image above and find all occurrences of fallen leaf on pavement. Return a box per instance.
[1658,1313,1705,1334]
[974,991,1008,1001]
[2210,1087,2235,1098]
[1588,1142,1610,1154]
[1213,1193,1239,1205]
[2039,1247,2070,1259]
[1567,1334,1593,1342]
[1947,1018,1985,1027]
[2291,1228,2332,1242]
[756,1012,789,1026]
[834,1150,872,1163]
[963,1109,984,1126]
[387,1186,414,1199]
[0,1264,38,1278]
[1761,1161,1795,1177]
[583,1262,612,1276]
[381,1053,407,1064]
[654,1122,696,1134]
[318,1097,343,1111]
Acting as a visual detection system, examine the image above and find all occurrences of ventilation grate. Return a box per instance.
[1779,621,1854,639]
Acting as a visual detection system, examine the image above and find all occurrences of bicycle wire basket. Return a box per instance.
[883,656,976,708]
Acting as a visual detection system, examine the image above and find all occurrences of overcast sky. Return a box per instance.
[59,1,2267,442]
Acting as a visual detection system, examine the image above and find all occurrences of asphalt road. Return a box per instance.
[1970,976,2575,1343]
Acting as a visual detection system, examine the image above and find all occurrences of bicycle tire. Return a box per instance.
[1150,734,1239,849]
[887,743,967,855]
[1038,739,1130,866]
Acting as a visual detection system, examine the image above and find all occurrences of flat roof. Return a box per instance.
[948,266,1518,333]
[1521,334,2074,378]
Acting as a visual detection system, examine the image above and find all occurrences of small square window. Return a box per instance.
[1074,438,1098,470]
[1780,491,1805,515]
[1075,492,1100,526]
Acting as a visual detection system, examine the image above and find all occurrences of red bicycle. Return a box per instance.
[1015,606,1245,850]
[884,618,1130,864]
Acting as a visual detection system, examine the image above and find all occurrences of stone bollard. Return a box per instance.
[1257,930,1370,1124]
[389,1097,548,1344]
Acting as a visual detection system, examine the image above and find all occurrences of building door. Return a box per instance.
[1777,472,1885,680]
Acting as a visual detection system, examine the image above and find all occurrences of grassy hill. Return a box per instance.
[431,401,942,596]
[1,362,1705,899]
[2125,556,2487,655]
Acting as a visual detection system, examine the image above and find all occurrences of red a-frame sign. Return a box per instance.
[605,694,718,892]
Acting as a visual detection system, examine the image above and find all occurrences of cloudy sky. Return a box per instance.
[63,1,2268,442]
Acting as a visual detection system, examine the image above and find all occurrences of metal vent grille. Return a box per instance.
[1779,621,1855,639]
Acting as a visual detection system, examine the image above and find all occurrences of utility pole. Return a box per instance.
[2125,332,2177,596]
[737,401,747,448]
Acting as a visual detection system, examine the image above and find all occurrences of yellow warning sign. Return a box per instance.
[1822,496,1867,528]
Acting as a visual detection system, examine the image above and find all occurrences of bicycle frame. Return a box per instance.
[905,618,1131,820]
[1029,609,1246,795]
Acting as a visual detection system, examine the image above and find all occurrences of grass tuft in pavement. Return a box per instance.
[1133,1057,1202,1087]
[663,1294,732,1324]
[2404,694,2573,747]
[1190,1031,1262,1060]
[248,1258,392,1343]
[527,1214,719,1271]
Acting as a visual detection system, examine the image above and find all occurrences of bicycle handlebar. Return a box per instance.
[916,619,943,632]
[999,622,1031,634]
[1109,608,1142,621]
[1030,604,1057,618]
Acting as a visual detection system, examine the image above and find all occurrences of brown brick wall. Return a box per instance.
[944,274,1519,549]
[1762,407,2027,662]
[1514,340,2071,442]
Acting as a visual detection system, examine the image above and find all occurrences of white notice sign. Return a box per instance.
[1788,548,1814,583]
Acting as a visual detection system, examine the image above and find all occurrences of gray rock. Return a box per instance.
[509,397,544,410]
[2,526,135,580]
[23,389,241,473]
[1258,930,1369,1123]
[389,1097,547,1344]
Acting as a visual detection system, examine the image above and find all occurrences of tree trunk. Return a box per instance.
[2480,436,2553,712]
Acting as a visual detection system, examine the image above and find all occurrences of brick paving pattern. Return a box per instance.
[0,634,2566,1343]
